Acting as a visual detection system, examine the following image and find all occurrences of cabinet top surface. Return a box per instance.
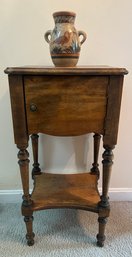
[4,65,128,75]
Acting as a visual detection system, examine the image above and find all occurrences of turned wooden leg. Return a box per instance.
[18,148,32,206]
[31,134,41,178]
[97,216,107,247]
[91,133,101,179]
[99,145,114,208]
[97,145,114,246]
[18,147,35,245]
[24,216,35,246]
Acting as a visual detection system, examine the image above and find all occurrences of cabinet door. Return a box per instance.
[24,75,108,136]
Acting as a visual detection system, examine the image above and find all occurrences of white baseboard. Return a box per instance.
[0,188,132,203]
[0,190,23,203]
[99,188,132,201]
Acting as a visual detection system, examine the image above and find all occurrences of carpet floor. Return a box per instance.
[0,202,132,257]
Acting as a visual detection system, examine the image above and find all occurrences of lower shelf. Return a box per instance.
[31,172,100,213]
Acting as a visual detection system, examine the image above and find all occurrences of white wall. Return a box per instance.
[0,0,132,191]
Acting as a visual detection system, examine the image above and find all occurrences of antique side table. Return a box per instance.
[5,66,128,246]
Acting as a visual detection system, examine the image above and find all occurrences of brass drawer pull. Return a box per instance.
[30,103,37,112]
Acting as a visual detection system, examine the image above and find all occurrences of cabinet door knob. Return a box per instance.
[30,103,37,112]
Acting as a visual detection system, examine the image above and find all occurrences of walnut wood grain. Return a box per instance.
[18,149,32,206]
[8,75,28,148]
[31,173,100,212]
[5,66,128,246]
[5,66,128,75]
[25,75,108,136]
[99,146,114,208]
[103,75,124,146]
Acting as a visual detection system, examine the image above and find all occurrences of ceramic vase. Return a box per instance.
[44,11,87,67]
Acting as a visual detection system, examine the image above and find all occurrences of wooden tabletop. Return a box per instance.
[4,66,128,75]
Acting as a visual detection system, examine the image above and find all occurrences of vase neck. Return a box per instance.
[53,12,76,24]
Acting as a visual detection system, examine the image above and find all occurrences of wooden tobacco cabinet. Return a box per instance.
[5,66,128,246]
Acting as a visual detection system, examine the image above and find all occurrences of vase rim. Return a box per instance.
[53,11,76,17]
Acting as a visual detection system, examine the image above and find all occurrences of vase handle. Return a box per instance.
[44,30,52,44]
[78,31,87,45]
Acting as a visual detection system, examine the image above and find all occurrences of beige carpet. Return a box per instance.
[0,202,132,257]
